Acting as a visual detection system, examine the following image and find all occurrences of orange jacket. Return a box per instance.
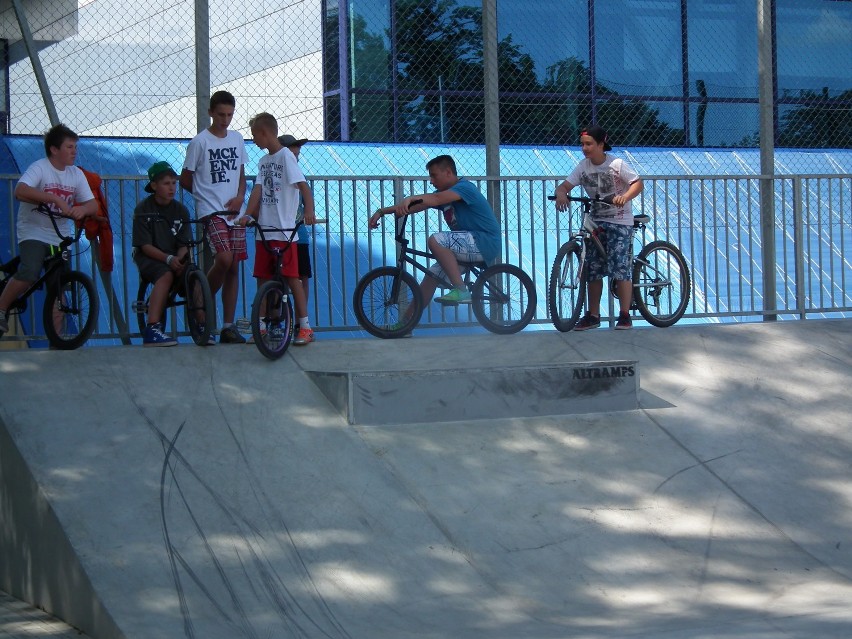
[77,166,114,272]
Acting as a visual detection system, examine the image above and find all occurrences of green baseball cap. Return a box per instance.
[145,161,177,193]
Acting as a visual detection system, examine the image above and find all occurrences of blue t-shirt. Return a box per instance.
[438,178,501,263]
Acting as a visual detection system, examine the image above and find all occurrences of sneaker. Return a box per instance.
[219,325,246,344]
[435,287,472,305]
[574,313,601,331]
[615,312,633,330]
[389,321,413,337]
[0,310,8,337]
[269,324,288,342]
[143,323,178,347]
[197,324,216,345]
[293,327,314,345]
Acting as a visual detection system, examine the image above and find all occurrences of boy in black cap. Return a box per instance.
[132,161,192,346]
[553,124,644,330]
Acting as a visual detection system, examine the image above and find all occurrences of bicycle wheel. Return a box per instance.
[184,267,214,346]
[471,263,536,335]
[43,270,98,350]
[632,240,691,327]
[548,241,586,332]
[251,280,294,360]
[353,266,423,339]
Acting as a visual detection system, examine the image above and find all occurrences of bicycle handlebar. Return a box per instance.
[36,203,87,244]
[548,194,615,205]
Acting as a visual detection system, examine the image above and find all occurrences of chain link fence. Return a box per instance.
[1,1,849,176]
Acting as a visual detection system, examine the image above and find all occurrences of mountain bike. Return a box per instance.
[132,214,216,346]
[246,220,302,360]
[354,205,536,338]
[547,194,691,331]
[0,204,100,349]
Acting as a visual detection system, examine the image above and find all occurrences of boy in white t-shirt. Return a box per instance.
[238,113,316,345]
[0,124,98,338]
[180,90,248,344]
[554,125,644,330]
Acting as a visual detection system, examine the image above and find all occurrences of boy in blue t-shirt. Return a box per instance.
[369,154,500,305]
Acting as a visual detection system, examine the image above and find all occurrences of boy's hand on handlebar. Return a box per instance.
[553,192,569,212]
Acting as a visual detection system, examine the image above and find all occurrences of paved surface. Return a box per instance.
[0,590,90,638]
[1,319,851,638]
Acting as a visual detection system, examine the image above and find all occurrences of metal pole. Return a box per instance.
[194,0,211,133]
[482,0,500,220]
[11,0,58,126]
[757,0,776,321]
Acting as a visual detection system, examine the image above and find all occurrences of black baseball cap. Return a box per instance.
[581,125,612,151]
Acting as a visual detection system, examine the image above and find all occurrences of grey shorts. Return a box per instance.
[13,240,59,282]
[586,222,635,281]
[426,231,483,286]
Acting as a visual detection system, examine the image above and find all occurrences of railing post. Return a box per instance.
[757,0,777,321]
[792,177,806,320]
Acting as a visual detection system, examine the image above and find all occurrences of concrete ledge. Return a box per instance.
[307,360,639,425]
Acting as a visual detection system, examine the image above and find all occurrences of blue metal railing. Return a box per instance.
[1,173,849,347]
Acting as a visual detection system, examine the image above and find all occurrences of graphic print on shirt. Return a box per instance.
[441,204,459,230]
[260,161,283,206]
[42,182,76,213]
[579,169,618,219]
[207,146,239,184]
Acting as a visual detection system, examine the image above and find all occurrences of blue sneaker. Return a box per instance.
[144,323,178,347]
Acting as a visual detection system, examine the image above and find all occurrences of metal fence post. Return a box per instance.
[792,177,805,320]
[757,0,777,321]
[483,0,501,222]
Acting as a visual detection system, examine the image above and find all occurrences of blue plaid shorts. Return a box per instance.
[586,222,635,281]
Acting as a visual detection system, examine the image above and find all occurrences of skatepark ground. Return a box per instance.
[1,318,850,638]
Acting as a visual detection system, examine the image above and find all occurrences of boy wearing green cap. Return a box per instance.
[132,161,192,346]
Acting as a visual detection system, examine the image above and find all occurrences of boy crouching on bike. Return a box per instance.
[0,123,98,339]
[132,161,192,347]
[237,113,316,345]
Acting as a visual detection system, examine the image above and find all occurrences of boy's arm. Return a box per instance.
[223,165,246,212]
[237,184,260,225]
[553,179,576,212]
[139,243,185,271]
[369,190,460,228]
[179,169,194,193]
[14,183,72,215]
[71,198,99,221]
[613,178,643,208]
[297,182,315,225]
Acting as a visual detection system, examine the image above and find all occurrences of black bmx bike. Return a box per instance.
[132,214,216,346]
[547,194,691,331]
[0,204,100,349]
[353,209,536,338]
[246,221,302,360]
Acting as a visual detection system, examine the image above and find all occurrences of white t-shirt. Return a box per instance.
[16,159,94,244]
[565,155,641,226]
[254,147,306,242]
[182,129,248,221]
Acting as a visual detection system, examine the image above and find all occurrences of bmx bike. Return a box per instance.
[353,205,536,338]
[0,204,100,350]
[132,214,216,346]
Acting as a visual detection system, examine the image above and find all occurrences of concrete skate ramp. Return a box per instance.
[308,360,639,425]
[1,320,852,638]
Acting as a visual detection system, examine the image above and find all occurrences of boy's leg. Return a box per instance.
[0,241,49,335]
[147,271,174,325]
[206,220,247,343]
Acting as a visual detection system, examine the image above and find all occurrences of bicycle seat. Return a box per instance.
[633,214,651,227]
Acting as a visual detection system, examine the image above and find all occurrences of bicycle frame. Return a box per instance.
[388,213,486,291]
